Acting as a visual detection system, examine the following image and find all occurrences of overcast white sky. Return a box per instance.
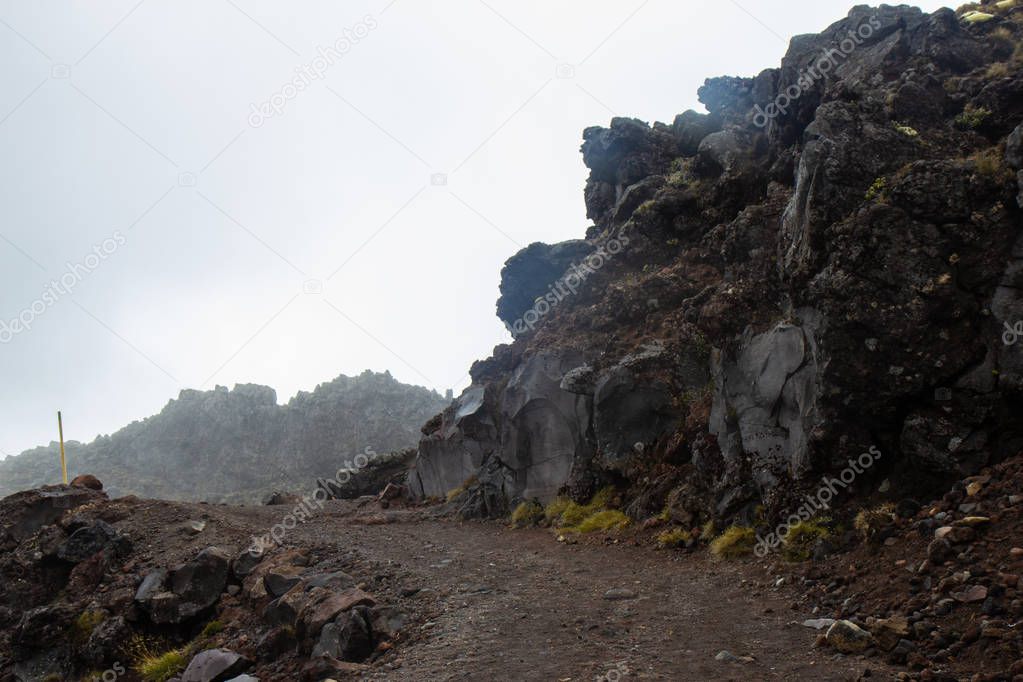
[0,0,947,457]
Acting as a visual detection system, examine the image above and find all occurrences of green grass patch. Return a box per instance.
[72,609,106,644]
[656,527,692,549]
[709,526,756,559]
[510,500,544,527]
[781,518,832,562]
[199,619,225,639]
[547,486,627,534]
[563,510,631,534]
[135,648,188,682]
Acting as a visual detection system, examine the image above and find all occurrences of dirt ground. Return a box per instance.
[123,498,894,681]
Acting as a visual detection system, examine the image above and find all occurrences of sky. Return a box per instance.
[0,0,948,458]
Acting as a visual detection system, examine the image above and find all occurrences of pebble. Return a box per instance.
[714,650,739,662]
[603,588,638,600]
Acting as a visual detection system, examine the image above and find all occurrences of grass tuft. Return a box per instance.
[564,510,631,534]
[709,526,756,559]
[781,518,832,562]
[510,500,544,527]
[656,527,692,549]
[854,503,896,543]
[135,647,188,682]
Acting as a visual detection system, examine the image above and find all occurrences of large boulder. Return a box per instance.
[170,547,231,620]
[56,520,117,563]
[0,485,107,548]
[180,649,250,682]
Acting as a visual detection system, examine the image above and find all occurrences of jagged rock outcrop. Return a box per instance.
[0,371,447,503]
[408,2,1023,522]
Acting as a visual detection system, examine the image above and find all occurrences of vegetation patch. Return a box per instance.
[548,486,626,534]
[135,646,188,682]
[955,105,992,130]
[656,527,692,549]
[199,619,225,639]
[510,500,544,527]
[781,518,833,562]
[564,510,631,534]
[865,176,888,202]
[445,475,478,503]
[709,525,756,559]
[72,609,106,644]
[854,503,897,543]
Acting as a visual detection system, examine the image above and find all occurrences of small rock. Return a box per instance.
[954,516,990,527]
[714,650,739,662]
[186,520,206,535]
[603,588,638,600]
[181,649,250,682]
[70,474,103,490]
[1010,547,1023,558]
[951,584,987,603]
[826,620,874,653]
[802,618,836,630]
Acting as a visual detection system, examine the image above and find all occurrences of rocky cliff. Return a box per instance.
[408,3,1023,526]
[0,371,447,503]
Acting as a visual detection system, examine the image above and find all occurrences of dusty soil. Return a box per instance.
[134,498,893,681]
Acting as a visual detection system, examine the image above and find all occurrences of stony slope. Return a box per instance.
[0,371,447,503]
[408,2,1023,531]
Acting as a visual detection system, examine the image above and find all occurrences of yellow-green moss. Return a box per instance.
[894,123,919,137]
[955,105,992,129]
[444,475,477,503]
[564,510,631,534]
[709,526,756,559]
[854,503,896,542]
[700,519,716,541]
[510,500,544,527]
[865,176,888,202]
[72,609,106,644]
[656,527,692,549]
[135,648,188,682]
[547,487,627,534]
[781,518,833,562]
[544,497,573,523]
[199,620,224,639]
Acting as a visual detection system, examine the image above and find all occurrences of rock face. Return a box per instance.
[408,4,1023,522]
[0,371,447,503]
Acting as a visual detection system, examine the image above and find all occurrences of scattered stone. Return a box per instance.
[802,618,836,630]
[186,520,207,535]
[869,616,909,651]
[714,650,739,662]
[56,520,117,563]
[263,571,302,598]
[951,585,988,603]
[181,648,250,682]
[603,588,638,600]
[826,620,874,653]
[69,474,103,490]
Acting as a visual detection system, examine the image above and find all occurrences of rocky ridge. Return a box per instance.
[0,371,447,504]
[408,2,1023,532]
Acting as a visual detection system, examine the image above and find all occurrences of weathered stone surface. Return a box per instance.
[495,240,594,332]
[69,474,103,490]
[0,485,106,546]
[56,520,117,563]
[826,620,874,653]
[300,588,376,638]
[311,608,374,662]
[180,649,250,682]
[709,317,821,490]
[170,547,230,620]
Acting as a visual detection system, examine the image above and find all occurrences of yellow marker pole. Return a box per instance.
[57,411,68,484]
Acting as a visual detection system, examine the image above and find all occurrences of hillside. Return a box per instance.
[0,371,447,503]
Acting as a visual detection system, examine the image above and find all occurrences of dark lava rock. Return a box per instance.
[56,520,117,563]
[180,648,250,682]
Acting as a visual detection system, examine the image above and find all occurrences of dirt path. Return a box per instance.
[188,501,888,682]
